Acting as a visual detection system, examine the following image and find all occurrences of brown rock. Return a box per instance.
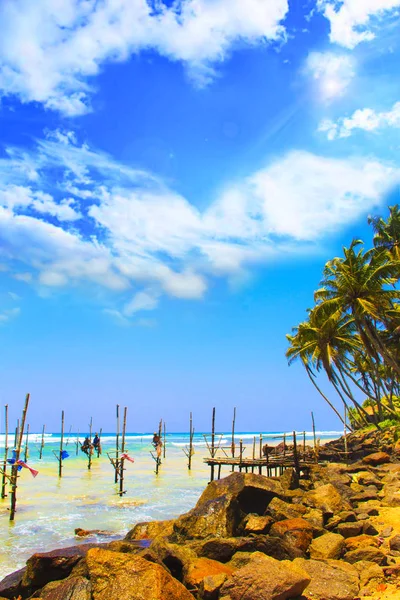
[150,536,197,580]
[362,452,390,466]
[227,551,262,570]
[220,553,310,600]
[241,514,273,534]
[173,473,283,540]
[31,576,91,600]
[303,483,350,517]
[125,519,175,541]
[267,497,306,521]
[336,522,363,538]
[293,558,359,600]
[353,471,383,488]
[105,540,143,554]
[199,573,229,600]
[196,535,292,562]
[86,548,194,600]
[74,528,115,538]
[183,558,233,591]
[353,560,384,594]
[303,508,325,535]
[309,532,345,560]
[344,535,379,551]
[362,521,379,536]
[389,534,400,551]
[22,545,99,589]
[0,567,26,599]
[344,546,387,565]
[269,518,313,558]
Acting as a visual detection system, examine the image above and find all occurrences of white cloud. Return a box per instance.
[124,290,160,316]
[13,272,33,283]
[0,0,288,115]
[0,306,20,323]
[304,52,355,101]
[318,0,400,49]
[0,132,398,317]
[319,101,400,139]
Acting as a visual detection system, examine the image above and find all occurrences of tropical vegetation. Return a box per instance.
[286,205,400,430]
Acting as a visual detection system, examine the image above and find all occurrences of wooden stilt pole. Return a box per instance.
[97,428,102,458]
[1,404,9,499]
[14,420,19,448]
[75,429,80,456]
[303,431,306,460]
[59,411,64,478]
[311,411,317,462]
[163,421,166,460]
[39,424,45,460]
[119,407,127,496]
[231,407,236,458]
[88,417,93,471]
[210,407,216,482]
[115,404,120,484]
[24,424,30,463]
[283,433,286,458]
[239,439,243,472]
[293,431,300,479]
[10,394,30,521]
[188,412,194,470]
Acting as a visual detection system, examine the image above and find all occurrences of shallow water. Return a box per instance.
[0,430,340,578]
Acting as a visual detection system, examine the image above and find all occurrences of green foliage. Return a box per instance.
[286,205,400,431]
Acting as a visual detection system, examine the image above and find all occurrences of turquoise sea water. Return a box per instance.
[0,430,341,579]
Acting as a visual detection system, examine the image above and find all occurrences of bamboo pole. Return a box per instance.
[239,439,243,472]
[163,421,166,460]
[97,428,102,458]
[119,407,127,496]
[75,429,80,456]
[293,431,300,479]
[10,394,30,521]
[1,405,8,499]
[88,417,93,471]
[14,420,19,448]
[210,407,216,482]
[24,424,30,463]
[189,412,194,470]
[231,407,236,458]
[252,436,256,459]
[259,434,263,458]
[39,424,45,460]
[115,404,120,484]
[311,411,317,462]
[303,431,306,460]
[59,411,64,478]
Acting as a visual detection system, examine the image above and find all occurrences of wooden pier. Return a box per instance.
[204,454,315,481]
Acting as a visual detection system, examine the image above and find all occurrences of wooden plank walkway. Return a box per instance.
[203,454,315,480]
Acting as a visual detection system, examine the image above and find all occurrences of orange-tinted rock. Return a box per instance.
[345,535,379,551]
[125,520,175,540]
[86,548,194,600]
[269,518,313,558]
[184,558,233,590]
[362,452,390,466]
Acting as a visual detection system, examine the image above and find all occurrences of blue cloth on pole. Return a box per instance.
[61,450,70,459]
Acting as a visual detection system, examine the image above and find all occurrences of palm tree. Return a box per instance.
[369,204,400,262]
[314,240,400,378]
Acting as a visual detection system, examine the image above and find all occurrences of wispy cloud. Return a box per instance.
[0,306,20,323]
[317,0,400,49]
[0,0,288,115]
[319,101,400,139]
[0,131,398,318]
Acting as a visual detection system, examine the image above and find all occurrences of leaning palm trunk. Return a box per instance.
[305,365,349,429]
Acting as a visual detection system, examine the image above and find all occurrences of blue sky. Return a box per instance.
[0,0,400,433]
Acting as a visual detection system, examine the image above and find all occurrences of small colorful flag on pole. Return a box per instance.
[120,453,135,463]
[16,460,39,478]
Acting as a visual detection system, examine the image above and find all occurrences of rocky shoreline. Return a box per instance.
[1,446,400,600]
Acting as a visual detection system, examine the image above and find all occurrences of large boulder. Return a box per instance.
[86,548,194,600]
[198,573,229,600]
[0,567,26,599]
[240,514,273,535]
[293,558,359,600]
[302,484,350,519]
[125,520,175,541]
[309,532,345,560]
[343,546,387,565]
[30,576,91,600]
[269,518,313,558]
[173,473,283,541]
[220,553,310,600]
